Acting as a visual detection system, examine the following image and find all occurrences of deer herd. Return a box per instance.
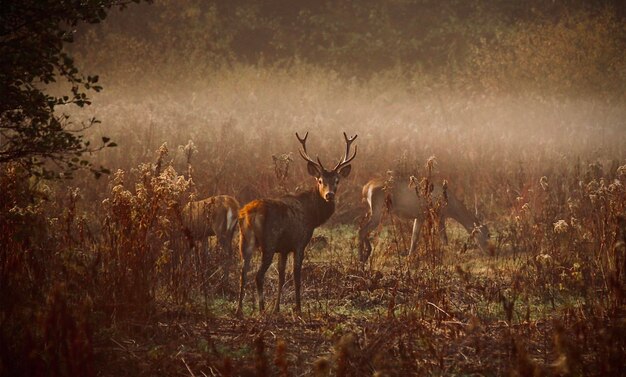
[182,132,492,317]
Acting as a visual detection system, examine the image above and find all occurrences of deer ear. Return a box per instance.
[307,161,321,177]
[338,164,351,178]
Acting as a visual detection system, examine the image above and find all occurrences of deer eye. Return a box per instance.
[318,178,323,184]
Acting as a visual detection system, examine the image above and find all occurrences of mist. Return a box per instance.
[4,1,626,375]
[67,1,625,180]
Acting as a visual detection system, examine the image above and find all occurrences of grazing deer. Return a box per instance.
[182,195,240,277]
[236,132,357,316]
[358,177,490,262]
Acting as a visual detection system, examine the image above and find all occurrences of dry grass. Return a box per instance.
[2,67,626,376]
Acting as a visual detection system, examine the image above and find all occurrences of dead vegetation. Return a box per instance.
[2,69,626,376]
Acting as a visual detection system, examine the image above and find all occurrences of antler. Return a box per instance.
[333,132,358,171]
[295,132,324,170]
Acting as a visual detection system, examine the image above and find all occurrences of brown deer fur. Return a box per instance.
[236,132,356,316]
[182,195,240,278]
[358,177,491,262]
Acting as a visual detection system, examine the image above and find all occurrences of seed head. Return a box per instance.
[553,219,569,234]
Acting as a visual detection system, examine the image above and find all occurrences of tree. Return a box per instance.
[467,8,626,99]
[0,0,149,179]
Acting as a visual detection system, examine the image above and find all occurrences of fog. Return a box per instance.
[61,0,626,203]
[5,3,626,374]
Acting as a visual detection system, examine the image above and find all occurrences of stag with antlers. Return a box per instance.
[236,132,357,316]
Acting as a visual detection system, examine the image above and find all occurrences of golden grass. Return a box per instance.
[2,67,626,376]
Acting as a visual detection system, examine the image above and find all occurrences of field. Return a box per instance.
[2,66,626,376]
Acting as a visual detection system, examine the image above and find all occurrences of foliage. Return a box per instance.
[73,0,626,98]
[3,70,626,372]
[468,8,626,100]
[99,144,195,317]
[0,0,147,179]
[2,1,626,375]
[0,164,98,376]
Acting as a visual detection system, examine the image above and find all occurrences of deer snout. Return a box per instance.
[324,192,335,201]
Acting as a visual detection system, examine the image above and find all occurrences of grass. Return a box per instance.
[2,66,625,376]
[86,220,612,375]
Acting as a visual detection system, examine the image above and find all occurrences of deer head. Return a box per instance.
[296,132,357,202]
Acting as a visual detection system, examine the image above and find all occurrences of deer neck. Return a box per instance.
[447,196,479,233]
[299,188,335,228]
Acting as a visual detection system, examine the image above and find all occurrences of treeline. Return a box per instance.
[72,0,626,98]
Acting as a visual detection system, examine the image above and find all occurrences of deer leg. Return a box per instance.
[438,216,448,245]
[409,218,422,256]
[358,211,382,262]
[218,235,230,285]
[236,257,251,317]
[293,249,305,314]
[236,233,254,317]
[255,250,273,313]
[191,238,202,277]
[225,224,239,287]
[197,237,209,278]
[273,252,288,314]
[358,219,373,262]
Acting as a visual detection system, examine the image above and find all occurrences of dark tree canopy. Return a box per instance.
[0,0,148,179]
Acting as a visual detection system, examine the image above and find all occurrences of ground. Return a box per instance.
[94,223,625,376]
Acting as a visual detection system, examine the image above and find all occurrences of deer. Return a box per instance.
[236,132,357,316]
[358,177,491,262]
[182,195,240,279]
